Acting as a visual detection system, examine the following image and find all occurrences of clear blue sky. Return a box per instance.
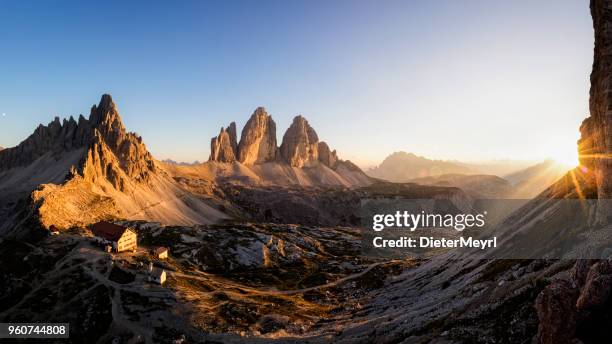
[0,0,593,166]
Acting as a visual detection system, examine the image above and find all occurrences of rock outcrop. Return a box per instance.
[579,0,612,203]
[279,116,319,167]
[535,260,612,344]
[237,107,278,165]
[209,122,238,163]
[317,141,338,168]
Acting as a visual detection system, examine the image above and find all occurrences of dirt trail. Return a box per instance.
[172,261,389,296]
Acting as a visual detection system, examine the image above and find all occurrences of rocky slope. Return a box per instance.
[166,160,372,188]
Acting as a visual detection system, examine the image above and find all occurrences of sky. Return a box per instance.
[0,0,593,167]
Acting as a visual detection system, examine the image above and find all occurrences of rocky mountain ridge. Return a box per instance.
[0,114,91,170]
[0,94,374,233]
[0,94,157,190]
[208,109,343,170]
[0,95,227,232]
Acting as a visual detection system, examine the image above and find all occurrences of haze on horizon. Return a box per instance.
[0,0,592,168]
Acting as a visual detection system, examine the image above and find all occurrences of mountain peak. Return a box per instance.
[254,106,268,116]
[89,94,122,127]
[81,94,156,188]
[368,151,473,182]
[99,93,115,110]
[280,115,319,167]
[237,107,278,165]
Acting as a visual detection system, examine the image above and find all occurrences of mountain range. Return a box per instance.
[366,151,570,198]
[200,108,370,187]
[1,1,611,341]
[367,151,475,181]
[0,95,372,235]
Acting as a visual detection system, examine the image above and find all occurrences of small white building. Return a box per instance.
[152,246,169,259]
[148,262,166,285]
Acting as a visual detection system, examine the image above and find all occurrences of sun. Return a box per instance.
[548,146,580,168]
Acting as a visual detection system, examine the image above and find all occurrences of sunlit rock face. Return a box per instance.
[209,122,238,163]
[280,115,319,167]
[237,107,278,165]
[579,0,612,202]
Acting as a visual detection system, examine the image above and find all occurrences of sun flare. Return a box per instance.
[548,146,580,167]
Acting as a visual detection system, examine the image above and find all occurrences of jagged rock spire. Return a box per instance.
[208,108,344,169]
[88,94,126,146]
[209,122,238,162]
[237,107,278,165]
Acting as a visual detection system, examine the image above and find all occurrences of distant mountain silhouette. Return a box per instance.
[162,159,200,166]
[366,151,474,182]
